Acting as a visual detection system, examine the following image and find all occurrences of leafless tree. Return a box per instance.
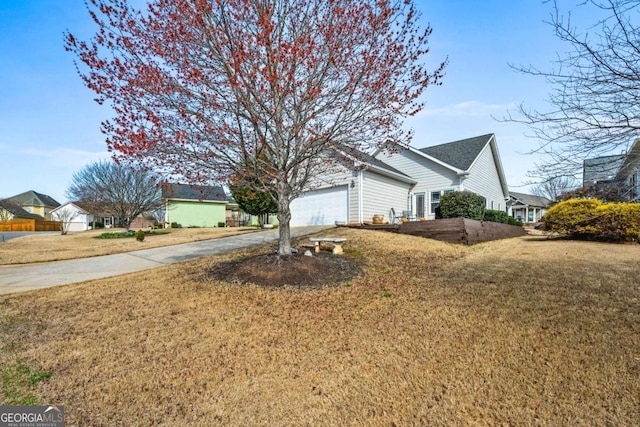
[506,0,640,180]
[532,175,578,202]
[67,160,163,231]
[52,205,79,235]
[0,199,12,224]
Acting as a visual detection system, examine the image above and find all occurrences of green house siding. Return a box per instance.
[166,201,226,227]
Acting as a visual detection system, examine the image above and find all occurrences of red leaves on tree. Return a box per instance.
[66,0,446,252]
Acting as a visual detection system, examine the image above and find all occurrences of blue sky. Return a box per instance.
[0,0,584,203]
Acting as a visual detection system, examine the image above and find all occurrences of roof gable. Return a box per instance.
[509,192,552,208]
[418,134,494,171]
[8,190,60,208]
[338,146,417,184]
[0,199,44,219]
[162,183,227,202]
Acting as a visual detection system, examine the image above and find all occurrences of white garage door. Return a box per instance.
[290,186,348,226]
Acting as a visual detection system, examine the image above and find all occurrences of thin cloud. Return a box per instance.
[18,147,112,169]
[419,101,516,118]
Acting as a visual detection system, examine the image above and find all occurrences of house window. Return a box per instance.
[528,210,534,222]
[415,193,425,218]
[430,191,440,214]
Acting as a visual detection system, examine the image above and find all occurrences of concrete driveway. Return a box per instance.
[0,226,333,295]
[1,231,58,242]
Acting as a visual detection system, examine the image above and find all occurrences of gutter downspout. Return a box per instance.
[358,169,364,224]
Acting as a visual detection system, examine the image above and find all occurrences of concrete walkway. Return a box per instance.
[0,226,332,295]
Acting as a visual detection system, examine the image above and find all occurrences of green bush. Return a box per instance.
[99,231,135,239]
[482,209,510,224]
[507,216,523,226]
[542,199,640,242]
[439,191,485,220]
[170,222,178,228]
[135,229,145,242]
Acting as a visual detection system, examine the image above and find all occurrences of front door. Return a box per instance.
[415,193,425,219]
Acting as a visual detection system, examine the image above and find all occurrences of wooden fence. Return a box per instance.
[0,219,61,232]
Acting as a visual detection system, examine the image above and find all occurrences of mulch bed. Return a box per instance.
[206,252,362,289]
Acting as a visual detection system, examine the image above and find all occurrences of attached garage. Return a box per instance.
[290,185,348,226]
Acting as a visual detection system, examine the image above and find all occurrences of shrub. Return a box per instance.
[170,222,178,228]
[135,229,145,242]
[542,198,601,237]
[482,209,511,224]
[99,231,135,239]
[439,191,485,220]
[507,216,523,226]
[218,221,226,227]
[542,199,640,242]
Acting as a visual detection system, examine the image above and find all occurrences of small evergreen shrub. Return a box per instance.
[507,216,523,226]
[439,191,485,220]
[135,229,145,242]
[542,199,640,241]
[218,222,226,227]
[99,231,135,239]
[482,209,511,224]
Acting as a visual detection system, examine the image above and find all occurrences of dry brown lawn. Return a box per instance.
[0,227,257,265]
[1,229,639,426]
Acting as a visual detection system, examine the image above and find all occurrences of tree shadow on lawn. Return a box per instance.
[207,252,362,289]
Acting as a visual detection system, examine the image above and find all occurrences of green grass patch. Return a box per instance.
[1,363,52,405]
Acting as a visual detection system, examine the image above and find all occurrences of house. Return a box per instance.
[372,133,508,220]
[162,183,228,227]
[583,139,640,201]
[508,192,552,223]
[50,201,118,232]
[288,133,510,225]
[288,149,417,226]
[7,190,60,220]
[0,199,44,220]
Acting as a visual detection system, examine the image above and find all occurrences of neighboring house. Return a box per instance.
[287,133,509,226]
[50,201,118,232]
[162,183,228,227]
[0,199,44,220]
[7,190,60,220]
[583,139,640,201]
[130,216,157,229]
[508,192,552,223]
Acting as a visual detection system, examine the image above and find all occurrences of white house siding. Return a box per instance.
[360,170,413,224]
[376,149,460,218]
[51,204,92,232]
[290,185,349,226]
[463,144,508,211]
[291,165,353,226]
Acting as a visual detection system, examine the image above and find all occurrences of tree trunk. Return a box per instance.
[276,190,292,256]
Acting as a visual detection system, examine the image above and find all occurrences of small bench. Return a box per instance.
[309,237,347,254]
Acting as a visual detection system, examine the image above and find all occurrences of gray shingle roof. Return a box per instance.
[509,192,552,208]
[0,199,44,219]
[8,190,60,208]
[418,134,493,171]
[162,183,227,201]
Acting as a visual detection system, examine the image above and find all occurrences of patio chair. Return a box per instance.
[390,208,404,224]
[402,210,416,221]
